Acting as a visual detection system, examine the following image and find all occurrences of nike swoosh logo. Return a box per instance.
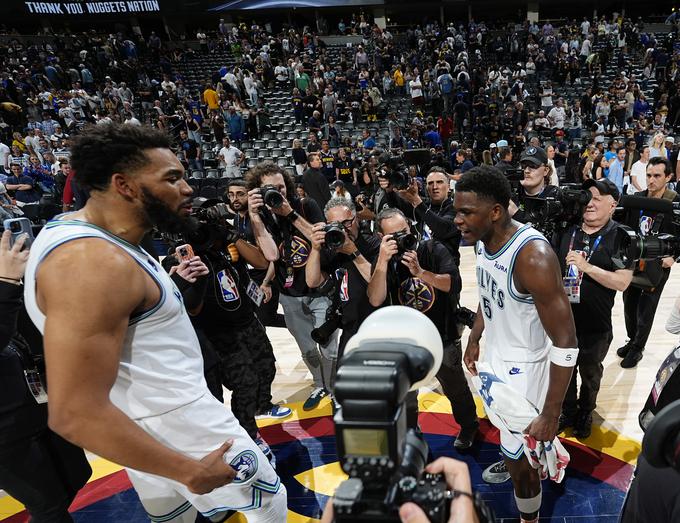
[509,368,522,375]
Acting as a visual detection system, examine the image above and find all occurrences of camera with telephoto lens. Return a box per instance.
[331,307,495,523]
[642,399,680,472]
[324,221,347,250]
[392,230,418,253]
[259,184,284,208]
[377,153,410,191]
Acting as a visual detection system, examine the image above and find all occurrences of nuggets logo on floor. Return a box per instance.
[399,277,435,312]
[229,449,259,484]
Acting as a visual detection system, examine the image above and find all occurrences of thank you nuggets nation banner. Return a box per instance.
[24,0,160,14]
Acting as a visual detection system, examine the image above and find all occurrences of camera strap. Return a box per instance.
[9,335,48,404]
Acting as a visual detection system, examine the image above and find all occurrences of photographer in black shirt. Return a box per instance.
[619,157,680,368]
[367,208,479,449]
[555,179,634,438]
[246,162,338,411]
[396,166,461,265]
[306,198,380,357]
[0,231,91,522]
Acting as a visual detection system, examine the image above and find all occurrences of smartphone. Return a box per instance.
[3,218,34,250]
[175,244,195,262]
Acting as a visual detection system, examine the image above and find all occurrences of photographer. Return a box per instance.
[306,198,380,357]
[619,157,679,368]
[320,457,480,523]
[162,200,291,457]
[396,166,462,265]
[367,208,479,449]
[246,162,338,411]
[555,179,634,438]
[510,146,560,224]
[0,231,92,522]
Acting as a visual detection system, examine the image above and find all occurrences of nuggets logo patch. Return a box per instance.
[229,449,258,484]
[398,277,435,313]
[280,235,311,268]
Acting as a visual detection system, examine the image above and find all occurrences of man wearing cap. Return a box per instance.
[555,178,633,438]
[664,136,677,177]
[510,146,560,224]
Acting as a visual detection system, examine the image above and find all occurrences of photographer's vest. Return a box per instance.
[476,224,554,362]
[24,218,208,419]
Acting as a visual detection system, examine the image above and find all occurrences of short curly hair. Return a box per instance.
[70,123,172,191]
[244,162,296,197]
[455,165,512,208]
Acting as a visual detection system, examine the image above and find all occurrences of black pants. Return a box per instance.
[563,330,613,414]
[0,430,91,523]
[623,269,670,349]
[208,318,277,439]
[405,340,478,431]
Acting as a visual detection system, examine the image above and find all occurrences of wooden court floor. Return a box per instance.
[1,246,678,522]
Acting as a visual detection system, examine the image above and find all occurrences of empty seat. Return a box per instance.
[205,169,220,179]
[191,169,204,179]
[199,186,218,199]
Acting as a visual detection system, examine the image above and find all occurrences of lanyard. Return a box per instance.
[234,213,248,237]
[568,229,603,263]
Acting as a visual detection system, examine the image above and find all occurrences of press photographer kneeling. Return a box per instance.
[366,208,479,449]
[554,179,634,438]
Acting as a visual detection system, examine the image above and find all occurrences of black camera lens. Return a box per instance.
[260,185,284,208]
[393,231,418,253]
[324,222,346,250]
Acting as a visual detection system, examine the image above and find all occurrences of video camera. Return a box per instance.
[642,399,680,472]
[523,185,592,237]
[331,307,494,523]
[174,199,239,255]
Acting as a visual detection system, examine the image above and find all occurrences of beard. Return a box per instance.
[140,187,193,234]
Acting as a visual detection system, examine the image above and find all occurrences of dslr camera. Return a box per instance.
[331,307,494,522]
[259,184,284,208]
[377,153,410,191]
[392,230,418,254]
[324,222,347,250]
[180,199,239,255]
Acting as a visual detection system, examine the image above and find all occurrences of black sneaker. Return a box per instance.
[621,347,644,368]
[302,387,328,411]
[453,423,479,450]
[616,341,633,358]
[558,410,577,433]
[482,460,510,484]
[573,410,593,439]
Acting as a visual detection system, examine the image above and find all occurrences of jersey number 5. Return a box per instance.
[482,297,492,320]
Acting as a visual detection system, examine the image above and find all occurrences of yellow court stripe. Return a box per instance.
[294,462,347,498]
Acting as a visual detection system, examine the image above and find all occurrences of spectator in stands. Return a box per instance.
[217,137,243,179]
[178,130,202,172]
[5,163,40,205]
[630,145,649,193]
[303,153,331,210]
[292,139,307,177]
[226,107,244,143]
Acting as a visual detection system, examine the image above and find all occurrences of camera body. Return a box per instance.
[523,186,592,238]
[259,184,284,208]
[392,231,418,253]
[165,200,238,256]
[324,221,347,250]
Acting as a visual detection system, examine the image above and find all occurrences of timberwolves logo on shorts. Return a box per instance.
[229,449,259,484]
[398,277,435,312]
[280,235,311,268]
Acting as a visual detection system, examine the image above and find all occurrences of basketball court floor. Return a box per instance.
[1,247,678,522]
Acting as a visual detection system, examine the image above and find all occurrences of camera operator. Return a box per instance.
[306,198,380,357]
[619,157,680,368]
[367,208,479,449]
[555,179,634,438]
[395,166,462,265]
[319,457,480,523]
[0,231,92,522]
[246,162,339,411]
[509,146,560,224]
[162,201,291,456]
[495,147,516,176]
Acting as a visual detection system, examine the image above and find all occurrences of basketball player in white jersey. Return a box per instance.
[23,124,286,522]
[453,165,578,523]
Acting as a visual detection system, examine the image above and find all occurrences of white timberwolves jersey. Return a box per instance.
[476,224,553,363]
[24,218,208,420]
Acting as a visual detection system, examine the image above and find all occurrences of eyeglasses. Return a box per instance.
[340,217,355,229]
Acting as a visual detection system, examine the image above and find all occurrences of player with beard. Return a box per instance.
[23,124,286,523]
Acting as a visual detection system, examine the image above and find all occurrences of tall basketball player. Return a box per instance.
[454,165,578,523]
[24,124,286,522]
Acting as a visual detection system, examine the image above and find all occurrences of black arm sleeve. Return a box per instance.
[0,281,23,349]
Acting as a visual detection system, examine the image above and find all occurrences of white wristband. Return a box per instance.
[550,347,579,367]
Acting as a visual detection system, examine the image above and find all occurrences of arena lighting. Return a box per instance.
[209,0,383,10]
